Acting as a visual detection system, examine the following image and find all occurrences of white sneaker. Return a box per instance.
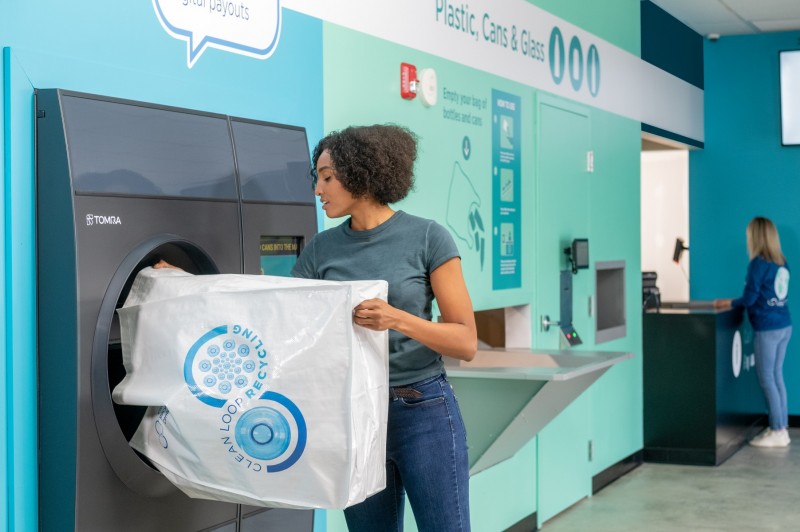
[750,429,790,448]
[749,429,772,446]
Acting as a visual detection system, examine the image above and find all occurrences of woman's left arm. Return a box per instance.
[352,257,477,361]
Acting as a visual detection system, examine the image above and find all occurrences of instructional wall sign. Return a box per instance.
[153,0,282,67]
[492,89,521,290]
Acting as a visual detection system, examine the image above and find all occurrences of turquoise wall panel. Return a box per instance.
[534,98,641,520]
[691,31,800,415]
[3,48,37,532]
[537,394,591,521]
[529,0,641,55]
[0,48,8,532]
[586,110,643,473]
[468,438,537,531]
[534,93,593,522]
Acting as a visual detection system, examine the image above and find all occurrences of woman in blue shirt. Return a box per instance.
[294,124,477,531]
[717,216,791,448]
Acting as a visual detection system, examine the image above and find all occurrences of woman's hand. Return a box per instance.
[153,259,182,270]
[714,298,733,309]
[351,258,477,361]
[353,298,401,331]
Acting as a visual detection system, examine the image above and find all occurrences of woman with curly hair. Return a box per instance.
[292,124,477,531]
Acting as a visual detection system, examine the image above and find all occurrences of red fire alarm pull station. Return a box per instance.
[400,62,418,100]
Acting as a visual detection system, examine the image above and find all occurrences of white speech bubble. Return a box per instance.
[153,0,282,68]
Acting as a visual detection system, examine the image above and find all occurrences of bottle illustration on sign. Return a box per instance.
[500,168,514,202]
[446,161,485,270]
[500,223,515,256]
[500,116,515,149]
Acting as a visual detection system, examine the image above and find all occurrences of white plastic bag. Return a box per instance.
[114,267,389,509]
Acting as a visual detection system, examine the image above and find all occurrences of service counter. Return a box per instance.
[445,348,633,475]
[643,303,766,465]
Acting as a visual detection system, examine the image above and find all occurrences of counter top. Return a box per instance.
[444,347,633,381]
[646,301,740,316]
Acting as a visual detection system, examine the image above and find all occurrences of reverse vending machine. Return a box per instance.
[36,89,317,531]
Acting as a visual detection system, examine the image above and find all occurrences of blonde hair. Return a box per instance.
[747,216,785,265]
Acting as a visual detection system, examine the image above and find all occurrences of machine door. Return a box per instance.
[535,95,592,522]
[92,235,218,497]
[90,236,315,531]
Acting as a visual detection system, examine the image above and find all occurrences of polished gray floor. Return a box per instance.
[543,428,800,531]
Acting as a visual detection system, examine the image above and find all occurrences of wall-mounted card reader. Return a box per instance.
[540,267,584,348]
[560,323,583,347]
[560,270,582,347]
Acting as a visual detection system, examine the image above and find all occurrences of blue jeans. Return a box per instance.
[754,326,792,430]
[344,373,471,532]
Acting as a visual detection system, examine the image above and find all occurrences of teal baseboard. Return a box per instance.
[592,450,643,494]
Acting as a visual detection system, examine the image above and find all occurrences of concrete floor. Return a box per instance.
[542,428,800,532]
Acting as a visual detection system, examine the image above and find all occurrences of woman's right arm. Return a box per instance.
[733,259,763,308]
[714,298,733,309]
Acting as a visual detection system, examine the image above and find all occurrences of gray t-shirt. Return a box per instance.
[291,210,460,385]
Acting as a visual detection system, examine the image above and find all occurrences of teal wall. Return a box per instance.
[1,49,9,531]
[531,0,640,55]
[321,1,642,528]
[1,1,645,530]
[691,31,800,414]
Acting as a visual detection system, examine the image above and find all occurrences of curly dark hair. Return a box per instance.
[311,124,417,205]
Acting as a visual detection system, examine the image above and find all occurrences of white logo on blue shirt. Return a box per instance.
[774,266,790,301]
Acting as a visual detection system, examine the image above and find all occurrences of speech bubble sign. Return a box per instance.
[153,0,282,68]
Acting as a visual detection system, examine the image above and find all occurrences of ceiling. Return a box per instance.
[641,1,800,151]
[647,0,800,38]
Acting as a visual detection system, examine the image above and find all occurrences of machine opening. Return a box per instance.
[107,242,220,446]
[92,237,219,496]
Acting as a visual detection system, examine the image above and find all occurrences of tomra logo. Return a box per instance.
[86,214,122,226]
[184,324,307,472]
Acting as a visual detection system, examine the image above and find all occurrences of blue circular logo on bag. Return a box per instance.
[186,326,308,471]
[236,406,291,460]
[220,391,307,472]
[185,325,269,407]
[235,391,307,471]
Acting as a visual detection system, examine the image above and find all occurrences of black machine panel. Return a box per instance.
[36,89,317,531]
[231,117,317,275]
[231,118,315,204]
[63,94,238,199]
